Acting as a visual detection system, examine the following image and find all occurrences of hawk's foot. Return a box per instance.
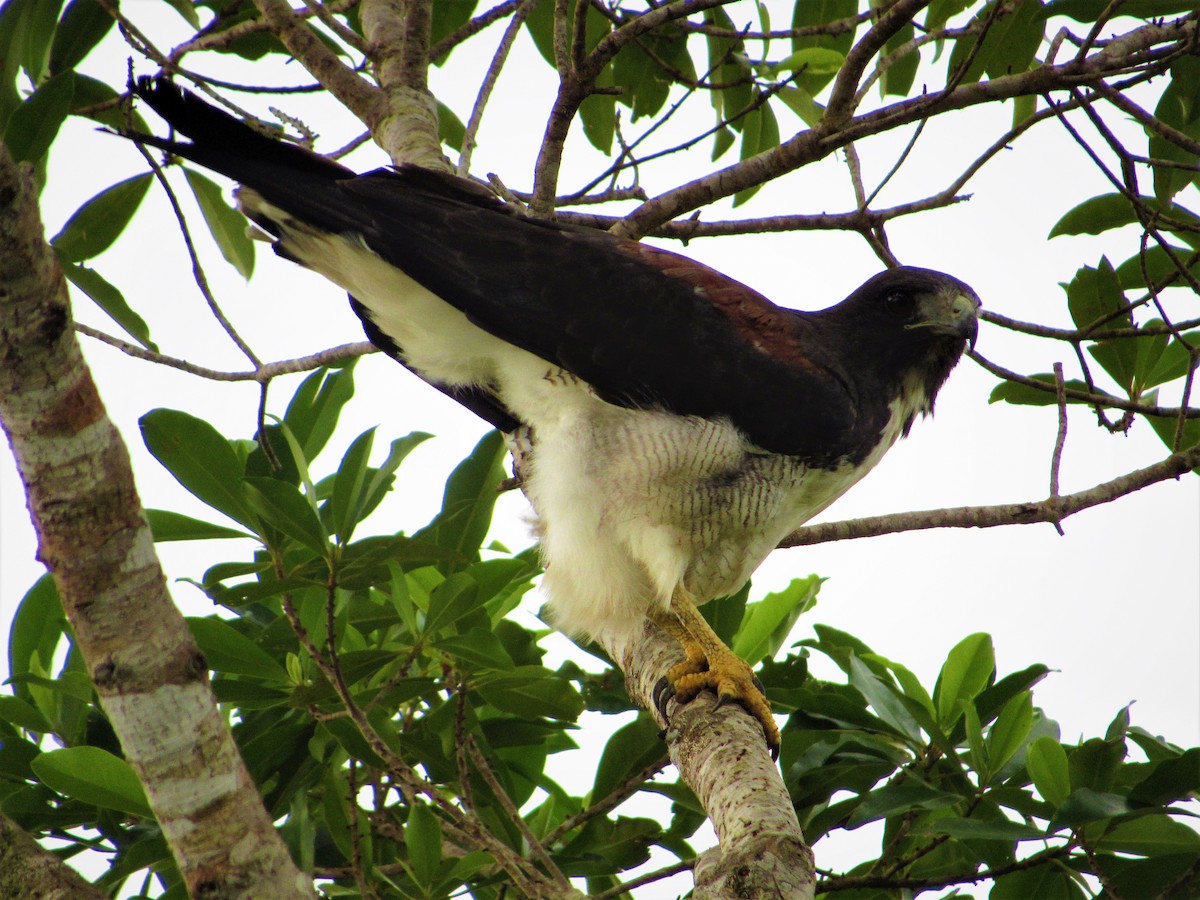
[651,588,781,760]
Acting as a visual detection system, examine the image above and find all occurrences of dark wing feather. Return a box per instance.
[127,79,858,459]
[329,176,856,458]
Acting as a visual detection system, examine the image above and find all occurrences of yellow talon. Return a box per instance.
[651,586,781,759]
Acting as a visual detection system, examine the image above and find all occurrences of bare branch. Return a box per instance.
[458,0,536,176]
[252,0,382,126]
[76,324,377,381]
[613,16,1197,239]
[971,350,1200,418]
[780,442,1200,548]
[0,814,107,900]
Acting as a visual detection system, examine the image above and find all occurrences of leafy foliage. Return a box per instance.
[1,368,1196,897]
[1,0,1198,896]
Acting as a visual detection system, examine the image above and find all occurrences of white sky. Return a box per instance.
[1,3,1197,895]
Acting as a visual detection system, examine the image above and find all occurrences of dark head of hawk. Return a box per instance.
[123,78,980,757]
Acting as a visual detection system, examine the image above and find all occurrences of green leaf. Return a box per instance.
[711,124,735,160]
[434,629,513,671]
[988,373,1109,406]
[140,408,256,527]
[51,172,152,262]
[414,431,506,568]
[1129,748,1200,806]
[422,572,481,635]
[1066,257,1128,332]
[20,0,63,84]
[1044,0,1197,20]
[1049,192,1200,246]
[243,476,329,556]
[0,695,53,732]
[32,746,152,817]
[329,427,376,544]
[733,101,778,207]
[991,863,1087,899]
[922,816,1046,841]
[579,86,616,155]
[405,803,442,888]
[846,778,962,828]
[59,260,155,349]
[477,668,585,721]
[847,655,921,741]
[144,509,253,542]
[186,617,289,682]
[435,100,465,152]
[0,0,30,129]
[1149,57,1200,203]
[1052,787,1130,827]
[1147,410,1200,456]
[946,0,1045,86]
[962,699,987,776]
[1070,734,1126,793]
[933,632,994,729]
[1027,735,1071,807]
[788,0,855,95]
[1098,815,1200,856]
[8,576,64,693]
[68,72,146,132]
[768,46,845,76]
[591,716,665,803]
[48,0,113,74]
[1115,245,1200,290]
[283,364,356,463]
[732,575,820,666]
[986,690,1034,776]
[3,68,73,163]
[183,168,255,279]
[880,24,918,97]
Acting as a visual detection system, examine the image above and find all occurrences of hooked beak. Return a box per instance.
[908,287,981,350]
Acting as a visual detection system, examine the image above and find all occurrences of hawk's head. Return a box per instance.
[818,266,980,437]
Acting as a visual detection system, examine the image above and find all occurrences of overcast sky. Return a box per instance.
[1,2,1197,891]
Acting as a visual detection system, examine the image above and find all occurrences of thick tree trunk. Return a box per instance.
[0,143,316,898]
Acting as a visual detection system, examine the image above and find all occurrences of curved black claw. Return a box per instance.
[651,676,675,719]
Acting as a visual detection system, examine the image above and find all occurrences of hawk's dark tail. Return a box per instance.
[124,77,353,195]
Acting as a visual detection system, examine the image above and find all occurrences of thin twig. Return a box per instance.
[464,737,574,892]
[457,0,536,176]
[1050,362,1068,535]
[133,143,262,367]
[74,324,377,381]
[543,752,670,846]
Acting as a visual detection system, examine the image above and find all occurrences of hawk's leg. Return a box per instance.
[650,586,781,758]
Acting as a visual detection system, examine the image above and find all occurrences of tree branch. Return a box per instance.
[0,814,107,900]
[779,442,1200,548]
[360,0,447,168]
[602,625,815,900]
[612,15,1197,239]
[252,0,383,127]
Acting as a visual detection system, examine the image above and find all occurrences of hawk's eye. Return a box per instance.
[884,291,915,317]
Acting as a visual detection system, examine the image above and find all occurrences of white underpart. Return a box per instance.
[245,194,926,642]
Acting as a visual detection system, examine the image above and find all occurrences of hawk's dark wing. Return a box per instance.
[126,78,856,457]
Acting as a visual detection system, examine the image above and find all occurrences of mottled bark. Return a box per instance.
[0,814,107,899]
[361,0,448,169]
[0,143,316,898]
[609,624,816,900]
